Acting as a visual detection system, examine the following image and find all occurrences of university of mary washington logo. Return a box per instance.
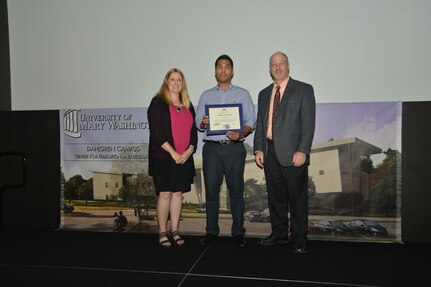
[63,109,81,138]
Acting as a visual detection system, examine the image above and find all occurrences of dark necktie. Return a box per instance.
[272,85,281,118]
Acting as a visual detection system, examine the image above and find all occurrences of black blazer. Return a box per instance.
[147,96,198,175]
[254,77,316,167]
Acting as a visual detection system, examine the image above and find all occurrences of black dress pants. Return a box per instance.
[265,141,308,244]
[202,142,246,237]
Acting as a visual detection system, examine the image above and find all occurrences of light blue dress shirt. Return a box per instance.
[196,84,256,141]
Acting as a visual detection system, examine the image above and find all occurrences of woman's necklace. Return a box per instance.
[173,103,183,112]
[171,94,182,112]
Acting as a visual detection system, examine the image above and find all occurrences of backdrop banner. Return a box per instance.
[60,102,401,242]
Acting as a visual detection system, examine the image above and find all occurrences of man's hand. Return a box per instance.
[292,151,306,167]
[226,125,251,141]
[255,151,264,168]
[200,115,209,129]
[226,131,243,141]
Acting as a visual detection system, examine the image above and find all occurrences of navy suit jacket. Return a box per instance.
[253,77,316,167]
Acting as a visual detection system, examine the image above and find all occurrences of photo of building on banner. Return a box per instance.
[60,102,401,242]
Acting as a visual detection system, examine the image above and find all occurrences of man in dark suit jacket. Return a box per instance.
[254,51,315,253]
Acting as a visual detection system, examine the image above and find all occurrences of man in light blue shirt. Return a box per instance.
[196,54,255,247]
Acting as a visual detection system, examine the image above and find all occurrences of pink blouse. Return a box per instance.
[169,105,192,154]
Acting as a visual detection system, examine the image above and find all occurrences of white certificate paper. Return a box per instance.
[205,103,243,135]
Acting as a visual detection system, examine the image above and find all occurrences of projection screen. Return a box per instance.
[7,0,431,110]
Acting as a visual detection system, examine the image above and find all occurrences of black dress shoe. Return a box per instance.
[233,235,247,247]
[200,234,218,246]
[293,242,308,254]
[258,234,289,246]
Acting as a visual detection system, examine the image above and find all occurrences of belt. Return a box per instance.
[204,140,242,145]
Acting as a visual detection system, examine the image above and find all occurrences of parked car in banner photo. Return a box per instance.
[62,204,74,213]
[309,220,354,236]
[244,210,262,222]
[260,208,271,222]
[347,219,388,236]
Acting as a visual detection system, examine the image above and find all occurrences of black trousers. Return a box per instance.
[202,142,246,237]
[265,141,308,244]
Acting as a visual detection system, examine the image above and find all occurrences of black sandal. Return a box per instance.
[171,230,185,247]
[159,232,171,248]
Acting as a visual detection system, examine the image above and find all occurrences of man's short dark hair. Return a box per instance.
[215,54,233,68]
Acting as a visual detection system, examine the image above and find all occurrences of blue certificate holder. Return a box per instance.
[205,103,243,135]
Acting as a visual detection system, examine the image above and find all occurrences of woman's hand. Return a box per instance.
[179,146,194,164]
[170,151,183,164]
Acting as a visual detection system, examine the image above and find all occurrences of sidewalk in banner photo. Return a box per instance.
[61,208,399,241]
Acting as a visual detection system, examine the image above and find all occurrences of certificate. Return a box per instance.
[205,103,243,135]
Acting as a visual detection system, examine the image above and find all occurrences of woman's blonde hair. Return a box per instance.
[155,68,191,109]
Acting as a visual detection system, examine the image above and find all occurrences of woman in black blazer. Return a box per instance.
[147,68,197,248]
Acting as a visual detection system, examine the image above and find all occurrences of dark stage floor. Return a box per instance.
[1,230,430,287]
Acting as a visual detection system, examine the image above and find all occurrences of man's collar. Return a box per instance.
[273,76,289,88]
[217,83,233,90]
